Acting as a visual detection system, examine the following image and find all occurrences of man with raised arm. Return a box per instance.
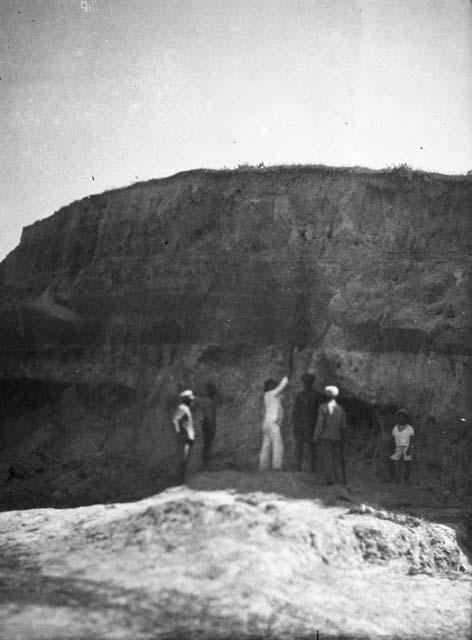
[259,375,289,471]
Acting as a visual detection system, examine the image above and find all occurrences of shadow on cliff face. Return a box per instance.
[0,377,167,510]
[341,397,397,479]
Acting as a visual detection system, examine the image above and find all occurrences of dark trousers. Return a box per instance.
[390,458,411,484]
[294,438,317,472]
[201,421,215,467]
[318,439,343,484]
[177,433,194,483]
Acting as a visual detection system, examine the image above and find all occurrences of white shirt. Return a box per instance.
[264,377,289,424]
[326,399,337,415]
[173,403,195,440]
[392,424,414,447]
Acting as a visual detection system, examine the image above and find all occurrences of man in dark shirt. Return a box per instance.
[195,382,218,468]
[291,373,321,472]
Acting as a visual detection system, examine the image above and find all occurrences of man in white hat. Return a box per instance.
[172,389,196,483]
[313,385,347,484]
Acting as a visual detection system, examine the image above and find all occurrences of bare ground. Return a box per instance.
[0,471,471,639]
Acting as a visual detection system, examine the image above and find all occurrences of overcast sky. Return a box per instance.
[1,0,471,260]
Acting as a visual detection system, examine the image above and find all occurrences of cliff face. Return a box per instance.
[0,166,471,504]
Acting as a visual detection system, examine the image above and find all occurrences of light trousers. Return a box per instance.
[259,420,284,471]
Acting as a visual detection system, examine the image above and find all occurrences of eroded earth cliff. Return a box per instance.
[0,165,471,506]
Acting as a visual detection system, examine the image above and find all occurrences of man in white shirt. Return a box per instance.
[259,376,289,471]
[172,389,195,483]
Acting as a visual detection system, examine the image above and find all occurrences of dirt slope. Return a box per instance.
[0,472,471,639]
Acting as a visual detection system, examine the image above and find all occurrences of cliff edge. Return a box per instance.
[0,165,471,505]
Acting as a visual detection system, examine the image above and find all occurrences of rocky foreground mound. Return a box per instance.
[0,473,470,639]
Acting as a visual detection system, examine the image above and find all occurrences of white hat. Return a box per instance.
[324,385,339,398]
[179,389,195,400]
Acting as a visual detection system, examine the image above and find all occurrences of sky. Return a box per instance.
[1,0,471,260]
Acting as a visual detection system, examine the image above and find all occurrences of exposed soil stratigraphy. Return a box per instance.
[0,165,471,505]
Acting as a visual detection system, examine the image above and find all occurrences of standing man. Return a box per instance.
[292,373,321,472]
[172,389,196,483]
[313,385,347,485]
[259,375,289,471]
[197,382,218,468]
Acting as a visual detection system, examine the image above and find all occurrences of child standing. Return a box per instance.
[390,409,415,484]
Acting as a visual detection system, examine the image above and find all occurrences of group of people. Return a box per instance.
[259,373,347,484]
[171,372,415,485]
